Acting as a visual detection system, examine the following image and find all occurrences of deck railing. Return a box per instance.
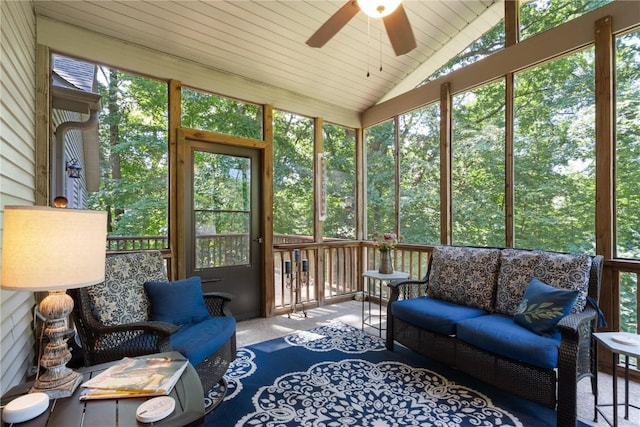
[105,234,638,370]
[107,235,168,252]
[106,234,432,310]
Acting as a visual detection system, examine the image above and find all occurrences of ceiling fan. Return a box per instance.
[306,0,417,56]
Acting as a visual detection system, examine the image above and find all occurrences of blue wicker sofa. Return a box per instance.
[386,245,603,427]
[70,251,236,407]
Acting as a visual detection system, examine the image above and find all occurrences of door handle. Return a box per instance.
[253,237,263,244]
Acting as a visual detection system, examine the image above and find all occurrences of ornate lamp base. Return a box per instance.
[31,290,83,398]
[30,368,82,398]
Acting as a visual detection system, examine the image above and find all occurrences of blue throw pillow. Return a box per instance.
[144,276,210,326]
[514,277,579,337]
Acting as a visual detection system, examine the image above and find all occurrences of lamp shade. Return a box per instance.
[1,206,107,291]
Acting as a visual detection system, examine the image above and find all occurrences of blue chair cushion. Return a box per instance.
[145,276,210,326]
[514,277,579,336]
[457,313,561,369]
[391,297,488,336]
[170,316,236,366]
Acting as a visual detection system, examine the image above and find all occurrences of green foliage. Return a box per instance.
[272,111,314,237]
[181,88,262,139]
[520,0,612,40]
[366,120,395,238]
[615,31,640,260]
[193,151,250,235]
[323,123,356,239]
[398,104,441,244]
[615,31,640,334]
[452,80,506,247]
[513,49,596,253]
[89,69,169,237]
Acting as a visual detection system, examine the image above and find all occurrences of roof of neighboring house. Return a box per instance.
[52,55,96,92]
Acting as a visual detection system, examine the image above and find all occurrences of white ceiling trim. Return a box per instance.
[379,0,505,103]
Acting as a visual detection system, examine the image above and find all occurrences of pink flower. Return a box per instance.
[372,231,398,250]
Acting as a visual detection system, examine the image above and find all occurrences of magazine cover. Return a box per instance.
[80,357,188,400]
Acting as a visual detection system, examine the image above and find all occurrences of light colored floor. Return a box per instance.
[236,300,640,427]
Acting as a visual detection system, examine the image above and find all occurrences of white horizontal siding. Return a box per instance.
[1,0,37,395]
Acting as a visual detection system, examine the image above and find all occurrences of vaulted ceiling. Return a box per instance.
[33,0,502,119]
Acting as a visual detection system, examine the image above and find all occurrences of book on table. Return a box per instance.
[79,356,189,400]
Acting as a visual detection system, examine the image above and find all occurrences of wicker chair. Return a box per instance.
[70,251,236,411]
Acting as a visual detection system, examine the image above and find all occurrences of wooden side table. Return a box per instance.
[362,270,409,337]
[1,352,204,427]
[593,332,640,427]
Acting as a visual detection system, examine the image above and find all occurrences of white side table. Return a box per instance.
[593,332,640,426]
[362,270,409,337]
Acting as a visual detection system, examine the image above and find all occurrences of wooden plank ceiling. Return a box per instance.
[33,0,501,119]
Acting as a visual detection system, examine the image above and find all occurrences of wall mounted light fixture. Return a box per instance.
[65,159,82,179]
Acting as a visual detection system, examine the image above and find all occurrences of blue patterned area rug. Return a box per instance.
[204,322,581,426]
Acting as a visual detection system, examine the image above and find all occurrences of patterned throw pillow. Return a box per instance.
[532,252,592,313]
[495,249,543,316]
[87,251,167,325]
[427,246,501,311]
[514,277,579,336]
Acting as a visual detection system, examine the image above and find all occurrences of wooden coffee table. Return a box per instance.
[1,352,204,427]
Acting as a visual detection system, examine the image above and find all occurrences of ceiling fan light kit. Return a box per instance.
[306,0,417,57]
[357,0,402,18]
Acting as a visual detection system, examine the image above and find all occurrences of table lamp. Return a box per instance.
[1,205,107,398]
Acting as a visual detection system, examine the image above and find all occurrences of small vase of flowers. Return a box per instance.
[372,232,398,274]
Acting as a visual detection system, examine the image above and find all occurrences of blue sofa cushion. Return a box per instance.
[145,276,210,326]
[391,297,488,336]
[170,317,236,366]
[457,314,561,369]
[514,277,579,336]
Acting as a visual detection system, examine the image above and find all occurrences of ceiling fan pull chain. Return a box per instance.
[379,29,383,72]
[366,16,371,77]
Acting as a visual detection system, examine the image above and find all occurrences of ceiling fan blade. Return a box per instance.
[306,1,360,48]
[383,4,417,56]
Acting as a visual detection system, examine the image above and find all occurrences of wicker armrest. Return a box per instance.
[203,292,234,317]
[387,277,429,303]
[556,306,597,425]
[76,320,180,366]
[557,307,597,337]
[95,320,179,336]
[387,278,429,289]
